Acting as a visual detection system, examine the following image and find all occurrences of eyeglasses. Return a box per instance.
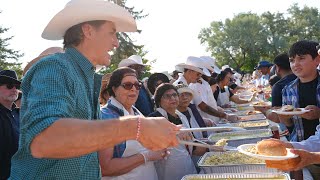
[179,92,192,98]
[0,84,20,90]
[121,82,142,90]
[162,93,178,100]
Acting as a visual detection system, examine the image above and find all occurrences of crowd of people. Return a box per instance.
[1,0,320,179]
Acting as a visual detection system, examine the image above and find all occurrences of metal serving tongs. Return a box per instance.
[178,137,237,151]
[179,126,246,133]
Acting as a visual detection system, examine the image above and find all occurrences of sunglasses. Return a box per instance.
[0,84,20,90]
[121,82,142,90]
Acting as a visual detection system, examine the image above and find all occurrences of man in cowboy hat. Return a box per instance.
[173,56,234,126]
[0,70,21,179]
[118,55,155,116]
[10,1,180,179]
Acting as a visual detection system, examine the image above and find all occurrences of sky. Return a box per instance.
[1,0,319,73]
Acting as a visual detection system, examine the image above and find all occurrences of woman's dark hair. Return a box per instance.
[106,67,137,97]
[147,73,170,95]
[216,70,228,82]
[288,40,319,59]
[208,77,217,86]
[211,72,218,79]
[99,73,112,106]
[202,75,211,82]
[154,83,178,108]
[63,20,106,49]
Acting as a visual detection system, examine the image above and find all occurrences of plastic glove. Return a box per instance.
[140,149,170,163]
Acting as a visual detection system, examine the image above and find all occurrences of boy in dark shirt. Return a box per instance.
[279,40,320,180]
[279,40,320,142]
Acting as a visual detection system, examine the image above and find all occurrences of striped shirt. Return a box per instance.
[10,48,102,179]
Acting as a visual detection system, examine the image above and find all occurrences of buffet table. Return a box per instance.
[184,103,314,180]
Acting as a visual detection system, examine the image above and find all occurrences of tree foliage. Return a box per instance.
[198,4,320,73]
[0,12,23,75]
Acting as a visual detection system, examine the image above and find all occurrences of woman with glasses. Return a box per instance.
[99,67,167,180]
[148,83,197,180]
[175,84,208,171]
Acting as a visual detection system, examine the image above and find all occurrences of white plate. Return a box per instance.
[250,102,271,107]
[237,144,298,160]
[272,108,310,115]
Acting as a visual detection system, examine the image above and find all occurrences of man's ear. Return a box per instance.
[315,54,320,64]
[81,23,94,39]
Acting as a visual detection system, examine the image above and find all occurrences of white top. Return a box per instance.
[189,78,220,123]
[217,85,231,107]
[102,97,158,180]
[155,107,197,180]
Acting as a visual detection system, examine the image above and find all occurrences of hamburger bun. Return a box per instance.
[256,139,287,156]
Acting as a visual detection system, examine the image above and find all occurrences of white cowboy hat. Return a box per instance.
[118,55,145,68]
[42,0,137,40]
[221,65,230,71]
[175,56,210,76]
[200,56,221,74]
[175,84,194,96]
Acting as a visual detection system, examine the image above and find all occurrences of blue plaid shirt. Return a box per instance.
[10,48,102,180]
[282,76,320,142]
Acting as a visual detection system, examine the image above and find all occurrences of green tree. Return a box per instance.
[287,4,320,43]
[198,5,320,73]
[100,0,153,78]
[199,13,268,72]
[260,11,290,58]
[0,12,23,75]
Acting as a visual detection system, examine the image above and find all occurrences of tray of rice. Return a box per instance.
[181,173,290,180]
[230,120,269,130]
[208,129,272,147]
[238,113,266,121]
[197,151,278,174]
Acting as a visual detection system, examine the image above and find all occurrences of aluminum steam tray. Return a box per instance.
[198,151,279,174]
[181,173,290,180]
[238,113,266,121]
[208,129,272,147]
[230,120,270,130]
[234,110,262,116]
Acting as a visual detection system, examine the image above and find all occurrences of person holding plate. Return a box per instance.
[277,40,320,179]
[278,40,320,142]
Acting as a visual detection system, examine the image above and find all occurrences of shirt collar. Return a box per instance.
[0,103,16,111]
[176,74,188,85]
[65,47,95,76]
[109,97,132,115]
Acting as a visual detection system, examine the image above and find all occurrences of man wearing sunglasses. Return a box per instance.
[0,70,21,179]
